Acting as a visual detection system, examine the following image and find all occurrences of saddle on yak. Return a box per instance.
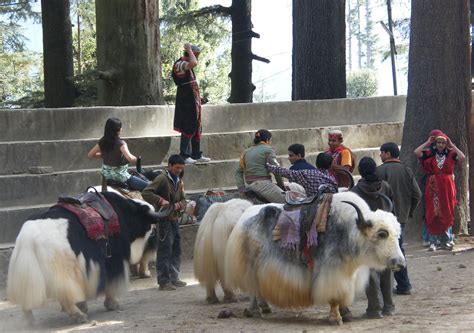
[271,190,334,268]
[54,187,120,256]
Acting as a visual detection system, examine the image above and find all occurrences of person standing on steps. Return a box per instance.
[172,43,211,165]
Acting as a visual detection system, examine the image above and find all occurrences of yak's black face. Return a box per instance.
[101,192,160,241]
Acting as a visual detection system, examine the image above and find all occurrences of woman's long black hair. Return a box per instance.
[253,129,272,144]
[98,118,122,152]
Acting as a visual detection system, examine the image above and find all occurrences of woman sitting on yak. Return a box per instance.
[88,117,149,191]
[235,129,287,203]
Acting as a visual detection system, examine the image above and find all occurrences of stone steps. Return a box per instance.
[0,148,378,243]
[0,148,380,208]
[0,122,402,175]
[0,96,406,141]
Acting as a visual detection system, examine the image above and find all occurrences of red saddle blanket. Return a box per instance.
[54,202,120,241]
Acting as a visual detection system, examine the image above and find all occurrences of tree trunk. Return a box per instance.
[41,0,75,108]
[365,0,372,68]
[400,0,471,239]
[356,0,362,69]
[347,0,352,71]
[292,0,346,100]
[469,0,474,236]
[228,0,254,103]
[95,0,163,106]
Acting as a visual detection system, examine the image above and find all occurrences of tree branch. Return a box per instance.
[252,54,270,64]
[160,5,231,28]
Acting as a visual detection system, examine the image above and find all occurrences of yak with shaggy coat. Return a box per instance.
[7,192,171,324]
[193,199,254,303]
[224,192,405,325]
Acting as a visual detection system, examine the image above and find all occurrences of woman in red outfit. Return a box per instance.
[414,131,465,251]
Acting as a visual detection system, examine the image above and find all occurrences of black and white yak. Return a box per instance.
[7,192,171,324]
[221,192,405,325]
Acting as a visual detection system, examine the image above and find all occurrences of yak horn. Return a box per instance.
[342,201,372,229]
[151,202,174,219]
[377,193,394,213]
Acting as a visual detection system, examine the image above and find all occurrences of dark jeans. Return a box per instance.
[394,224,412,292]
[366,268,394,314]
[156,220,181,286]
[180,133,202,159]
[126,175,149,191]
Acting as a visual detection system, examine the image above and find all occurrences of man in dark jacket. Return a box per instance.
[288,143,316,171]
[142,155,188,291]
[350,157,395,319]
[377,142,421,295]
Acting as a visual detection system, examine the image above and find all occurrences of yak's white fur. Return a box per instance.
[193,199,253,301]
[7,218,106,311]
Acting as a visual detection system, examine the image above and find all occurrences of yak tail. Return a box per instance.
[193,202,222,289]
[7,226,47,310]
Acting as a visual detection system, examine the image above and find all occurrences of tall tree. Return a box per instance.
[227,0,268,103]
[470,0,474,235]
[400,0,471,236]
[160,0,231,104]
[41,0,75,107]
[95,0,163,105]
[292,0,346,100]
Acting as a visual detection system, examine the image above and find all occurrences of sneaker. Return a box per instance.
[159,282,176,291]
[393,288,411,296]
[184,157,197,165]
[195,155,211,163]
[172,280,187,288]
[439,243,453,251]
[382,308,395,316]
[428,244,437,252]
[363,311,383,319]
[422,241,430,247]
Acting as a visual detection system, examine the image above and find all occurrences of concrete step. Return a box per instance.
[0,122,402,175]
[0,148,380,208]
[0,96,406,141]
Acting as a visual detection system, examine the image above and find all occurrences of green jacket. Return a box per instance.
[376,159,421,224]
[235,142,283,189]
[142,169,186,220]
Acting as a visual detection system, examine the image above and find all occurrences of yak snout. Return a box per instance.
[388,257,406,272]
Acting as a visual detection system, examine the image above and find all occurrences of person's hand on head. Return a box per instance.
[184,43,192,51]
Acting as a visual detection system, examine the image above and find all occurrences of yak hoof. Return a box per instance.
[206,296,219,304]
[71,311,88,324]
[223,294,238,304]
[260,304,272,314]
[139,270,151,279]
[23,310,34,326]
[104,298,120,311]
[328,316,343,326]
[243,308,254,318]
[130,264,139,277]
[76,301,88,314]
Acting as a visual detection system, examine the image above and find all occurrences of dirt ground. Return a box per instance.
[1,238,474,333]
